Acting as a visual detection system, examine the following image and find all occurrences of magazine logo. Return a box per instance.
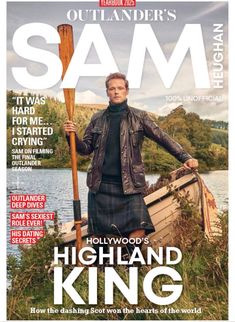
[12,23,212,89]
[99,0,136,7]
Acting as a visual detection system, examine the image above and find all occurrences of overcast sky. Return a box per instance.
[7,1,228,121]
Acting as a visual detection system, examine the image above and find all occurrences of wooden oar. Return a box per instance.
[57,24,82,264]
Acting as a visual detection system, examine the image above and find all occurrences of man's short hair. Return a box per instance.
[105,73,129,89]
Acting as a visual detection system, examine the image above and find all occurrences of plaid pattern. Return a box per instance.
[88,182,155,236]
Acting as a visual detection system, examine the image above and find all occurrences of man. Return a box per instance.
[64,72,198,257]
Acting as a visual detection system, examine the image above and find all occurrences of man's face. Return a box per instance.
[106,78,129,104]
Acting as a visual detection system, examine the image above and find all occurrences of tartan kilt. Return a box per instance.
[88,182,155,236]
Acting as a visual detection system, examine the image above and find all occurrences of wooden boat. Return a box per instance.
[57,167,219,247]
[144,167,219,246]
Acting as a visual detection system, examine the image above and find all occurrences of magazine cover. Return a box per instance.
[6,0,230,320]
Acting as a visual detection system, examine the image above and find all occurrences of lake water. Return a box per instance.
[7,169,228,254]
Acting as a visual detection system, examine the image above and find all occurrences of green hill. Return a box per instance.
[211,128,228,148]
